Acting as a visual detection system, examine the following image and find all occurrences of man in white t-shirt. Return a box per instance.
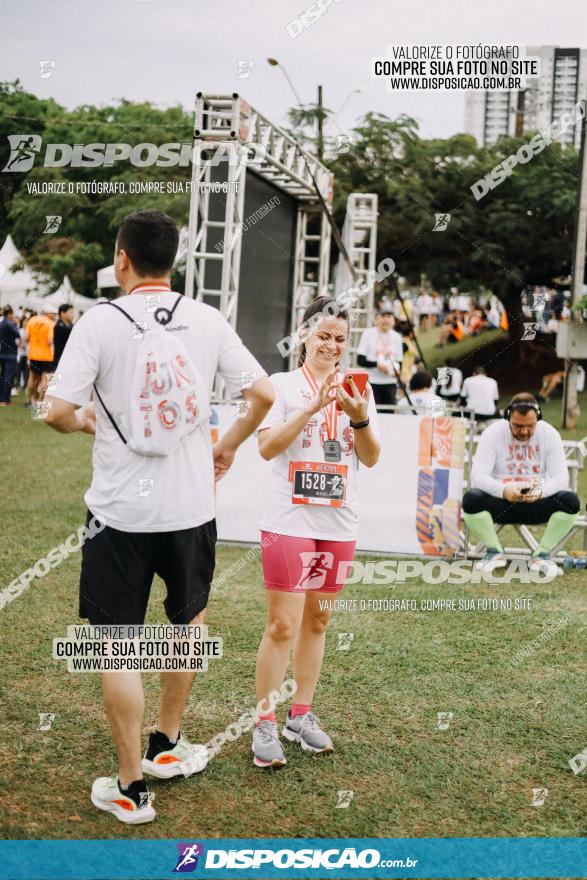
[462,393,580,574]
[357,304,403,410]
[416,293,433,330]
[44,210,274,824]
[460,367,499,420]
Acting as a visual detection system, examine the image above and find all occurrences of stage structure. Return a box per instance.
[184,94,334,388]
[334,193,379,365]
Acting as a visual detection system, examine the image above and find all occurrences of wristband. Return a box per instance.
[350,417,370,430]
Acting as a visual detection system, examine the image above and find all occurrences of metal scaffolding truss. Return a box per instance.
[287,207,332,369]
[184,94,334,385]
[184,138,247,326]
[334,193,379,363]
[191,94,333,203]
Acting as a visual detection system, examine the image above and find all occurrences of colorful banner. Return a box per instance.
[1,838,584,879]
[215,409,468,556]
[416,418,465,555]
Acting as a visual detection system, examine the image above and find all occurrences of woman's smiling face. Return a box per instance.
[305,317,349,369]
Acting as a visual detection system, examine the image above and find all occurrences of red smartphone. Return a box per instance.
[336,370,368,411]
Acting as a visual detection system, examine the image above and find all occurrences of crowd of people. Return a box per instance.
[0,303,76,408]
[356,302,502,419]
[390,288,508,344]
[392,284,574,346]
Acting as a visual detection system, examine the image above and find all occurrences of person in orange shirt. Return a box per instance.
[449,317,464,343]
[437,311,464,346]
[25,305,55,407]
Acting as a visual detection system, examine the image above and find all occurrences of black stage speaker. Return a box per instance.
[203,166,297,376]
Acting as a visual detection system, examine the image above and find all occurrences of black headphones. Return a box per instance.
[503,401,543,421]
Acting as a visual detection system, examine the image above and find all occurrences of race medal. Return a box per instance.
[288,460,348,508]
[301,362,342,465]
[323,439,341,462]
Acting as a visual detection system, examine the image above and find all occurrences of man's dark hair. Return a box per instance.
[58,303,73,316]
[2,306,13,318]
[508,392,540,416]
[116,210,179,276]
[410,370,433,391]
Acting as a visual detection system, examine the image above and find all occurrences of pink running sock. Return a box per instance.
[291,703,312,718]
[256,712,276,725]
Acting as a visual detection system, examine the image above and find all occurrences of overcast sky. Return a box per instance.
[0,0,584,139]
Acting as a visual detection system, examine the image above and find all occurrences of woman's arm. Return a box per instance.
[336,380,380,468]
[258,370,338,461]
[352,422,380,468]
[258,405,317,460]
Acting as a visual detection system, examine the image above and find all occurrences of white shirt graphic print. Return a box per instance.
[258,368,379,541]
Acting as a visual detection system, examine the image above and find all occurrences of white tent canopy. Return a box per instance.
[0,234,48,310]
[97,264,117,289]
[41,275,95,313]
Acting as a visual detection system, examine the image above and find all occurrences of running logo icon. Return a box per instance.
[336,790,354,808]
[37,713,56,731]
[433,213,451,231]
[530,788,548,807]
[2,135,42,172]
[296,551,334,590]
[43,215,62,233]
[435,711,454,730]
[173,843,204,873]
[522,322,539,341]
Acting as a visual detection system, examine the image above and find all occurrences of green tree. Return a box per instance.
[326,111,580,355]
[1,82,194,294]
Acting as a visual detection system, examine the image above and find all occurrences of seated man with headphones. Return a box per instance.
[462,392,580,574]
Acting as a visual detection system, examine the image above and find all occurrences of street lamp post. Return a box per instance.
[563,101,587,429]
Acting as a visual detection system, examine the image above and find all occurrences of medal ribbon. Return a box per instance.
[301,362,339,441]
[376,330,394,359]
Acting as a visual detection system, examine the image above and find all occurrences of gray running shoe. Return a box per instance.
[282,711,334,754]
[476,548,507,574]
[529,552,563,577]
[252,721,287,768]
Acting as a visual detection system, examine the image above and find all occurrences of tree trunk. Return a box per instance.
[500,283,525,361]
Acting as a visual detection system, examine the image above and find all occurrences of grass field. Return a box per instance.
[0,398,585,843]
[418,326,507,373]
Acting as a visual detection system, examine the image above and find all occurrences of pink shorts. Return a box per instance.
[260,531,356,593]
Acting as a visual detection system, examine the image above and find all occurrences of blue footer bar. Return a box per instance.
[1,838,585,879]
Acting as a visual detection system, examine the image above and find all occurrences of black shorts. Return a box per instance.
[372,383,397,409]
[29,359,54,374]
[80,510,217,625]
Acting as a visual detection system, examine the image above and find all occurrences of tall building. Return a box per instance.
[464,46,587,149]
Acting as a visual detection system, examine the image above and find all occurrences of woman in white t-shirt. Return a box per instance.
[252,296,381,767]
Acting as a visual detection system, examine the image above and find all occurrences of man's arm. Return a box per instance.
[470,427,505,497]
[43,313,99,434]
[356,330,376,368]
[44,397,96,434]
[212,379,274,480]
[212,316,274,480]
[541,427,570,497]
